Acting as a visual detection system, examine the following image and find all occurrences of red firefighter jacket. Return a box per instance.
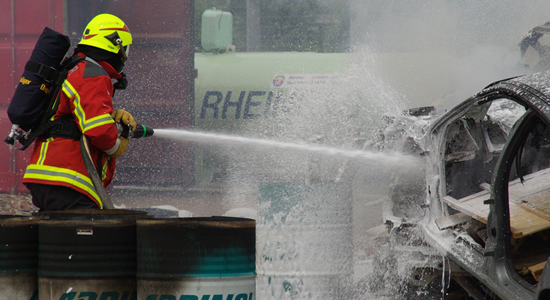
[23,53,122,208]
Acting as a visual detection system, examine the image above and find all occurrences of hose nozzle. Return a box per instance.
[132,124,154,138]
[116,123,154,139]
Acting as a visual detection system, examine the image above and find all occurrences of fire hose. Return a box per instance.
[81,123,155,209]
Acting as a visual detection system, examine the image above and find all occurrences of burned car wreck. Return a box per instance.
[379,70,550,300]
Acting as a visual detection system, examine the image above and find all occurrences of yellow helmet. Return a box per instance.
[78,14,132,59]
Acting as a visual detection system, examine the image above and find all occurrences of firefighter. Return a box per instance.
[23,13,136,211]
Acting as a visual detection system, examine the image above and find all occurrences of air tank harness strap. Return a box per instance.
[25,61,63,85]
[42,115,82,140]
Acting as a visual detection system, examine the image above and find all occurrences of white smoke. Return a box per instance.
[350,0,550,110]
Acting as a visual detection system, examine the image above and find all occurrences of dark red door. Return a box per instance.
[0,0,64,193]
[0,0,195,194]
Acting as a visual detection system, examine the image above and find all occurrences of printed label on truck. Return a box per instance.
[271,74,345,88]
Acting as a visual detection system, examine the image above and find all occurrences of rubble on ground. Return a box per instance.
[0,193,37,215]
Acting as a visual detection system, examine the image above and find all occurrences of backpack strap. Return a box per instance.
[25,61,61,84]
[18,115,83,150]
[39,56,86,122]
[17,56,87,150]
[43,115,82,140]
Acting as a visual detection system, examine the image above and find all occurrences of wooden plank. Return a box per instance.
[480,182,491,191]
[442,168,550,239]
[528,261,546,282]
[435,213,471,230]
[509,193,550,224]
[443,194,490,224]
[509,168,550,197]
[509,203,550,238]
[509,168,550,219]
[455,189,491,203]
[442,194,550,239]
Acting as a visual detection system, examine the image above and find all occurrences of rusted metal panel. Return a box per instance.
[0,0,64,193]
[1,0,195,193]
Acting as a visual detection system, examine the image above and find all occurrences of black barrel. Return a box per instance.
[37,209,147,300]
[0,215,39,300]
[137,217,256,300]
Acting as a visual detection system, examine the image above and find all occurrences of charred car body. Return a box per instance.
[379,71,550,299]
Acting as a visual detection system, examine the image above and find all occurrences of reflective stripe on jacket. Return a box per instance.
[23,54,122,208]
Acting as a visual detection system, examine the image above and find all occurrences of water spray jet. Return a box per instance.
[153,128,421,169]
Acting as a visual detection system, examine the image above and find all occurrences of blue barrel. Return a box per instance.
[0,215,39,300]
[136,217,256,300]
[256,182,354,299]
[37,209,147,300]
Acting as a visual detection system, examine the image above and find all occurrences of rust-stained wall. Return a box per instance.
[0,0,195,193]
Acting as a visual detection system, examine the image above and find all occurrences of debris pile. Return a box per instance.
[0,193,37,215]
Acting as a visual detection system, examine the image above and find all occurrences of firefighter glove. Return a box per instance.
[110,137,130,158]
[112,109,137,131]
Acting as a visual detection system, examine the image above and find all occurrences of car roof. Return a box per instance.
[426,70,550,133]
[461,70,550,114]
[485,70,550,101]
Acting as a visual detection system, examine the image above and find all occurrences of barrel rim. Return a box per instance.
[136,216,256,228]
[0,215,39,226]
[35,209,149,220]
[38,218,138,226]
[136,272,257,279]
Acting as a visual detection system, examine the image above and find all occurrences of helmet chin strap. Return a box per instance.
[105,32,128,63]
[115,38,128,63]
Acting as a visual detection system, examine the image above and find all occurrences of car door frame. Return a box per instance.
[424,79,550,299]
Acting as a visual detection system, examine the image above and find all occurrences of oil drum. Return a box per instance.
[37,209,147,300]
[136,217,256,300]
[0,215,39,300]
